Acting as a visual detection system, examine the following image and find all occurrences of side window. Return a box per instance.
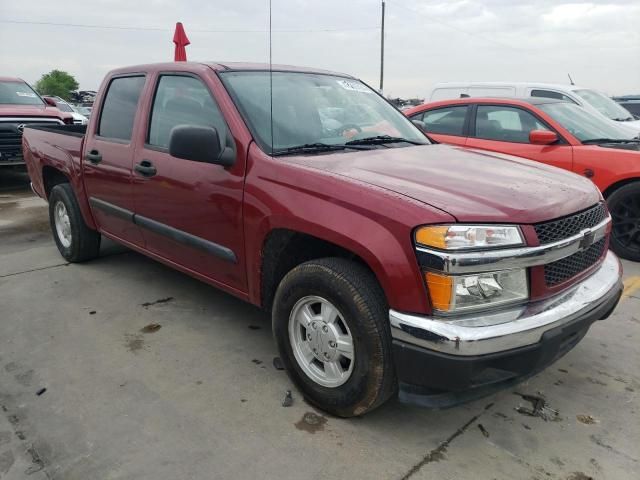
[475,105,548,143]
[530,89,576,103]
[148,75,228,149]
[419,106,468,135]
[98,76,146,141]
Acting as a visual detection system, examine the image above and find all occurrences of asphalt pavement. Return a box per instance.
[1,170,638,480]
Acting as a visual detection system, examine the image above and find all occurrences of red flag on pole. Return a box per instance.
[173,22,190,61]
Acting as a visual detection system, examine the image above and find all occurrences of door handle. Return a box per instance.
[86,150,102,164]
[134,160,157,177]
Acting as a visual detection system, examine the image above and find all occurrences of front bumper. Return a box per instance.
[390,250,623,406]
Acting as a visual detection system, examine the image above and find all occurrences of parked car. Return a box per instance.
[0,77,74,168]
[428,82,640,134]
[613,96,640,118]
[75,105,92,119]
[43,95,88,125]
[23,62,623,416]
[406,97,640,261]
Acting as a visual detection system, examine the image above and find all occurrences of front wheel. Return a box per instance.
[272,258,396,417]
[607,182,640,262]
[48,183,101,262]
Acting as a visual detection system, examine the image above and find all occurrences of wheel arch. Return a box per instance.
[603,177,640,199]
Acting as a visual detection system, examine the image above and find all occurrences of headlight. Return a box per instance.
[415,225,524,250]
[425,269,528,314]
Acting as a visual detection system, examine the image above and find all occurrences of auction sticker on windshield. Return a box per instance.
[16,92,37,97]
[336,79,371,93]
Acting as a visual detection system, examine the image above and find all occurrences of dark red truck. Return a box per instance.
[23,62,623,416]
[0,77,74,168]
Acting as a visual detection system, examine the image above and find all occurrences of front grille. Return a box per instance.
[544,238,606,286]
[534,203,607,245]
[0,119,62,158]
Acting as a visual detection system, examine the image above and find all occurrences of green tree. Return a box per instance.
[35,70,79,101]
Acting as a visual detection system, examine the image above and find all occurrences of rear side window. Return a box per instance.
[148,75,228,149]
[98,76,146,141]
[418,106,468,135]
[530,89,576,103]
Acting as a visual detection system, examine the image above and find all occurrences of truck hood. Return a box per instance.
[0,104,65,119]
[284,144,601,224]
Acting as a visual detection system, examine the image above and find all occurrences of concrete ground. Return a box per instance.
[1,170,638,480]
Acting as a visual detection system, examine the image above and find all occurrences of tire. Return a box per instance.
[607,182,640,262]
[48,183,101,262]
[272,258,396,417]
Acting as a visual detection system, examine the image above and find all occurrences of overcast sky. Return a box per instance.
[1,0,638,97]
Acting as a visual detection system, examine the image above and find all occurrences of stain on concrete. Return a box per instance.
[14,369,34,387]
[140,323,162,334]
[3,363,19,373]
[550,456,565,467]
[586,377,607,387]
[124,334,145,353]
[251,359,263,365]
[576,414,597,425]
[566,472,594,480]
[295,412,327,434]
[141,297,174,308]
[0,450,15,475]
[0,431,11,447]
[248,325,261,330]
[477,424,489,438]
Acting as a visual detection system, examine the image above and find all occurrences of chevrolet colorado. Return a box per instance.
[22,62,623,416]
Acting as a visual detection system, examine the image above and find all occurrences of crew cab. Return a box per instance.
[22,62,623,416]
[406,97,640,261]
[0,77,74,167]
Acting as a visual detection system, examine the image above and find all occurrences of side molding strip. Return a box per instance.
[88,196,237,264]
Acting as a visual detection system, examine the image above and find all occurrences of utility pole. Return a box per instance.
[379,0,385,93]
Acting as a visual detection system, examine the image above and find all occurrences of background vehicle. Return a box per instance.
[22,62,622,416]
[613,95,640,118]
[0,76,73,168]
[428,82,640,133]
[43,95,88,125]
[75,105,92,119]
[406,97,640,261]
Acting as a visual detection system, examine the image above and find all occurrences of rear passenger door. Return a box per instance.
[410,105,469,146]
[465,104,573,171]
[83,74,146,246]
[132,73,247,292]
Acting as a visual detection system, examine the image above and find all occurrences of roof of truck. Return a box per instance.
[106,62,354,78]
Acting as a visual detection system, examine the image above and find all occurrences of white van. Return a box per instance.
[428,82,640,133]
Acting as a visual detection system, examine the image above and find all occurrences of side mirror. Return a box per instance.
[529,129,558,145]
[43,96,57,107]
[412,119,427,131]
[169,125,235,167]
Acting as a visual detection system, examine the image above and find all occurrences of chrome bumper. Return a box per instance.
[390,250,622,356]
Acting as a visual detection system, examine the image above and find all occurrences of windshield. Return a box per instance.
[574,89,634,121]
[539,102,635,142]
[0,81,44,106]
[55,101,74,113]
[220,71,428,154]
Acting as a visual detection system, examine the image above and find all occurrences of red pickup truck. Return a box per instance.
[23,62,623,416]
[0,77,74,167]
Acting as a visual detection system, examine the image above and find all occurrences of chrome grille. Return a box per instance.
[534,203,607,245]
[544,238,606,286]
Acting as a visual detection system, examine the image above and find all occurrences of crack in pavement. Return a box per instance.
[0,263,69,278]
[398,403,495,480]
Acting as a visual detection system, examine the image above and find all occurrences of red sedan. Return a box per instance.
[406,97,640,261]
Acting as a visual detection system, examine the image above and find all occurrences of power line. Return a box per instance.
[390,1,521,50]
[0,19,378,34]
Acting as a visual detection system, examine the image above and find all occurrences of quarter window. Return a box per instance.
[98,76,146,141]
[418,106,468,135]
[474,105,549,143]
[148,75,228,149]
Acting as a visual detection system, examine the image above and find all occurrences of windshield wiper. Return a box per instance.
[582,138,640,144]
[345,135,425,146]
[272,142,369,156]
[613,117,634,122]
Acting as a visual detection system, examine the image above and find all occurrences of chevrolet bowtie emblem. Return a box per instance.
[579,229,596,250]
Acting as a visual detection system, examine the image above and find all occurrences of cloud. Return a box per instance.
[0,0,638,96]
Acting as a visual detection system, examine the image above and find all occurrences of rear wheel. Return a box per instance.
[272,258,396,417]
[607,182,640,262]
[48,183,101,262]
